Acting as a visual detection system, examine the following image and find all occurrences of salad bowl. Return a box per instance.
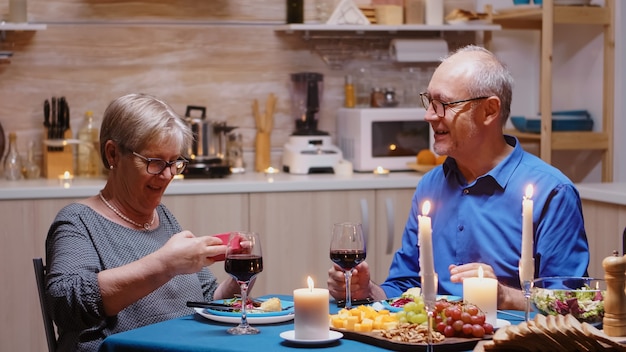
[531,277,605,325]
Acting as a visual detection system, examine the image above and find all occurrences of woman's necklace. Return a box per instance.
[98,191,156,230]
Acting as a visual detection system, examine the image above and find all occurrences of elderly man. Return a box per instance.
[328,45,589,310]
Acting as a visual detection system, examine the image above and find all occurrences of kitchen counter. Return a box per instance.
[575,182,626,206]
[0,171,423,200]
[3,174,625,204]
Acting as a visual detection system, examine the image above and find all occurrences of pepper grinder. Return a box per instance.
[602,250,626,337]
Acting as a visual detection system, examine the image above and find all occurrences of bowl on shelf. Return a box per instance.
[510,110,593,133]
[531,277,605,325]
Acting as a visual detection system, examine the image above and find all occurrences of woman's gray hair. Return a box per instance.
[99,93,192,169]
[444,45,514,126]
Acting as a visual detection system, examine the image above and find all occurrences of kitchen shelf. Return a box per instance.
[0,22,47,31]
[487,0,614,182]
[277,23,501,37]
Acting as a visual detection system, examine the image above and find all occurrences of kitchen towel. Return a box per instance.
[389,38,448,62]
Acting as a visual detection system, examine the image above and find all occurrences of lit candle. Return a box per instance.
[264,166,279,183]
[373,166,390,176]
[293,276,330,340]
[520,184,534,282]
[58,171,74,188]
[463,266,498,326]
[418,200,436,303]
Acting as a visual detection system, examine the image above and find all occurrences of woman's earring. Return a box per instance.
[110,165,114,170]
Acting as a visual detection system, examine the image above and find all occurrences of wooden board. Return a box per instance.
[333,328,485,352]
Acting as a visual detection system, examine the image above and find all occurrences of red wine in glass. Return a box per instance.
[225,254,263,282]
[330,249,366,270]
[330,222,366,309]
[224,231,263,335]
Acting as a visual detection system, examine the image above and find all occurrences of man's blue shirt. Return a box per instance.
[380,136,589,298]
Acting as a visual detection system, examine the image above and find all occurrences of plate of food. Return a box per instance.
[194,297,294,324]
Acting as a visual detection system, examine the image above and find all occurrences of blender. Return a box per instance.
[282,72,343,174]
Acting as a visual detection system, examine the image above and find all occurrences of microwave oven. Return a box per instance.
[336,108,433,172]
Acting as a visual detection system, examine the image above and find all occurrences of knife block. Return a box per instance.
[42,129,74,179]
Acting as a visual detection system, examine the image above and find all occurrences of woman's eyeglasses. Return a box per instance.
[420,93,489,118]
[132,152,188,175]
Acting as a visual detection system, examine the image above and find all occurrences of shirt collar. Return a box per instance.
[442,135,522,190]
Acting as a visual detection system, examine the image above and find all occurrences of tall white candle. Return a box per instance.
[293,276,329,340]
[418,200,436,303]
[520,184,534,282]
[463,266,498,326]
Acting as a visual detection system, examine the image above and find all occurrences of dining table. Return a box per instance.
[99,295,528,352]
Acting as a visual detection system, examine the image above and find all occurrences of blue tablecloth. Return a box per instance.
[99,295,528,352]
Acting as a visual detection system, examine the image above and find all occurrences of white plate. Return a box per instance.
[280,330,343,344]
[496,318,511,328]
[194,307,294,324]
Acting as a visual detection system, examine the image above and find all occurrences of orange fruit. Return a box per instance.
[416,149,436,165]
[435,155,447,165]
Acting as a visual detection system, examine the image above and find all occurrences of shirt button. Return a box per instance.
[458,225,464,231]
[463,189,469,195]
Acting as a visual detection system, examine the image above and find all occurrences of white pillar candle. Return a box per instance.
[293,276,329,340]
[463,266,498,326]
[418,200,436,303]
[520,184,534,282]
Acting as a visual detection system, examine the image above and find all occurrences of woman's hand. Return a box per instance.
[157,231,227,276]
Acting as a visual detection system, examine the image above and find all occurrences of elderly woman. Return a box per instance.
[45,93,241,351]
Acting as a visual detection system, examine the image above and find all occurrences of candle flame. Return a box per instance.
[478,265,484,279]
[524,184,534,200]
[307,276,314,291]
[421,200,431,216]
[64,171,71,178]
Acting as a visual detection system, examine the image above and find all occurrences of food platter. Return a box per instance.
[406,162,437,173]
[334,328,486,352]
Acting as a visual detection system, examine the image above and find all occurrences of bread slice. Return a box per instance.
[581,322,626,352]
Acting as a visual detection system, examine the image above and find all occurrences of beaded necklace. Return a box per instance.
[98,191,156,230]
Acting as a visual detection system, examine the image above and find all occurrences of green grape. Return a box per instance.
[403,301,418,312]
[396,310,407,319]
[406,311,417,322]
[414,300,425,312]
[412,312,427,324]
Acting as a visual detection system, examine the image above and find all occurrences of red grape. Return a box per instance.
[431,300,494,339]
[471,324,485,338]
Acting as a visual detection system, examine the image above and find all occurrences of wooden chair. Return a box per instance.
[33,258,57,352]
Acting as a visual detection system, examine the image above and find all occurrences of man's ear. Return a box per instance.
[483,96,501,126]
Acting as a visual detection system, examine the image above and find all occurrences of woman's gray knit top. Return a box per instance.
[45,202,219,352]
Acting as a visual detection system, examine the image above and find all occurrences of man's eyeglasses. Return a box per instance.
[132,152,189,175]
[420,93,489,118]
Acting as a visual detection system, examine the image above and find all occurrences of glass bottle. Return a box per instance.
[77,110,100,178]
[23,140,41,179]
[3,132,23,180]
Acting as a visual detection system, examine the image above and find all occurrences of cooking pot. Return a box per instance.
[185,106,237,162]
[185,105,218,162]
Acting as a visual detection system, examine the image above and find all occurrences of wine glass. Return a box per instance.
[224,231,263,335]
[330,222,366,309]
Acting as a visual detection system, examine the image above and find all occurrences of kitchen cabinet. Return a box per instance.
[370,189,415,284]
[580,199,626,279]
[489,0,614,182]
[248,188,415,296]
[248,190,376,295]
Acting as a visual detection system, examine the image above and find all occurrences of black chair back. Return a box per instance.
[33,258,57,352]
